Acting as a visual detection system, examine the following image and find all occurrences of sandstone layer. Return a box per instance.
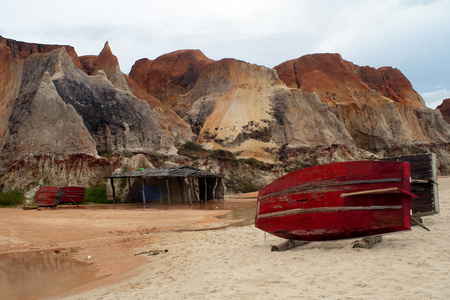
[437,98,450,123]
[130,52,356,165]
[80,43,194,145]
[131,50,450,157]
[0,40,183,191]
[274,53,450,151]
[274,53,426,107]
[1,36,450,193]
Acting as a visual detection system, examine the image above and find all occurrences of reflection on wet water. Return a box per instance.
[68,198,257,213]
[0,249,101,300]
[216,207,256,226]
[85,199,258,226]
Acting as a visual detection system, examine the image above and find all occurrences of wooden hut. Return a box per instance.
[107,166,225,204]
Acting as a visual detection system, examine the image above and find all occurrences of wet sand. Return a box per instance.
[1,183,450,299]
[0,195,257,299]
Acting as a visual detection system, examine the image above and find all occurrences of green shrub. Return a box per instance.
[85,185,111,204]
[0,189,25,207]
[182,141,206,152]
[211,149,235,159]
[99,152,111,160]
[240,158,266,168]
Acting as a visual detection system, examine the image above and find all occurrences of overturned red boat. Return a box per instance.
[35,186,85,207]
[255,161,415,241]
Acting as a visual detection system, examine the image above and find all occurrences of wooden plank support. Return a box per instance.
[352,236,383,249]
[204,177,207,201]
[110,178,116,204]
[412,216,430,231]
[213,177,218,201]
[431,153,440,214]
[222,178,225,201]
[186,178,192,205]
[127,178,131,202]
[61,191,79,207]
[271,239,310,252]
[192,177,199,202]
[141,179,146,204]
[166,178,171,205]
[178,177,186,204]
[158,178,163,204]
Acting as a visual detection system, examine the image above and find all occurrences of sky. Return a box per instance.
[1,0,449,108]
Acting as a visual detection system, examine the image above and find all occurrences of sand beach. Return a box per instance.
[1,179,449,299]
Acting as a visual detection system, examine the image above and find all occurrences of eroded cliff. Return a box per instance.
[0,41,182,191]
[274,53,450,151]
[1,36,450,194]
[437,98,450,123]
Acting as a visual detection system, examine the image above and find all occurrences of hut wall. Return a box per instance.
[198,177,224,201]
[129,178,185,203]
[120,176,223,203]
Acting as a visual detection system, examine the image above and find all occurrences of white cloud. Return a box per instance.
[1,0,448,96]
[420,88,450,109]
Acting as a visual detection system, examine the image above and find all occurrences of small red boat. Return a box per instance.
[255,161,415,241]
[60,187,85,204]
[35,186,85,207]
[34,186,60,207]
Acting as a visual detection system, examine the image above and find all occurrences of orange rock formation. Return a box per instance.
[437,98,450,123]
[0,35,82,69]
[129,50,214,101]
[274,53,426,107]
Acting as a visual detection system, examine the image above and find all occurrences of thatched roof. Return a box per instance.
[107,166,224,179]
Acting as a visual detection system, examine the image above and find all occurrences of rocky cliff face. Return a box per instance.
[437,98,450,123]
[274,53,426,107]
[1,36,450,193]
[80,43,194,145]
[0,35,82,69]
[131,50,450,159]
[79,42,130,92]
[129,50,214,102]
[130,52,355,163]
[274,53,450,151]
[0,38,188,191]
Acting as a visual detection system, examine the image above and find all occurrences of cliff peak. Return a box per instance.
[274,53,426,108]
[437,98,450,123]
[129,49,214,101]
[79,41,129,91]
[0,35,82,69]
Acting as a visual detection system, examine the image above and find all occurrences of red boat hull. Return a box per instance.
[60,187,84,203]
[35,186,84,207]
[34,186,59,207]
[255,161,413,241]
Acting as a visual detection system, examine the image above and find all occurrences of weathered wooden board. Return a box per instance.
[34,186,59,207]
[35,186,84,207]
[60,187,84,204]
[382,154,439,216]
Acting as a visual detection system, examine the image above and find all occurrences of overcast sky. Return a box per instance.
[2,0,449,108]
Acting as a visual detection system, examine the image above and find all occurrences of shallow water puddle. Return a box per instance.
[71,198,257,212]
[0,248,101,300]
[216,207,256,226]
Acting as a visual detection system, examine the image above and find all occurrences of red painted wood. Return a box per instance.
[255,161,413,241]
[34,186,85,206]
[34,186,59,207]
[60,187,84,203]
